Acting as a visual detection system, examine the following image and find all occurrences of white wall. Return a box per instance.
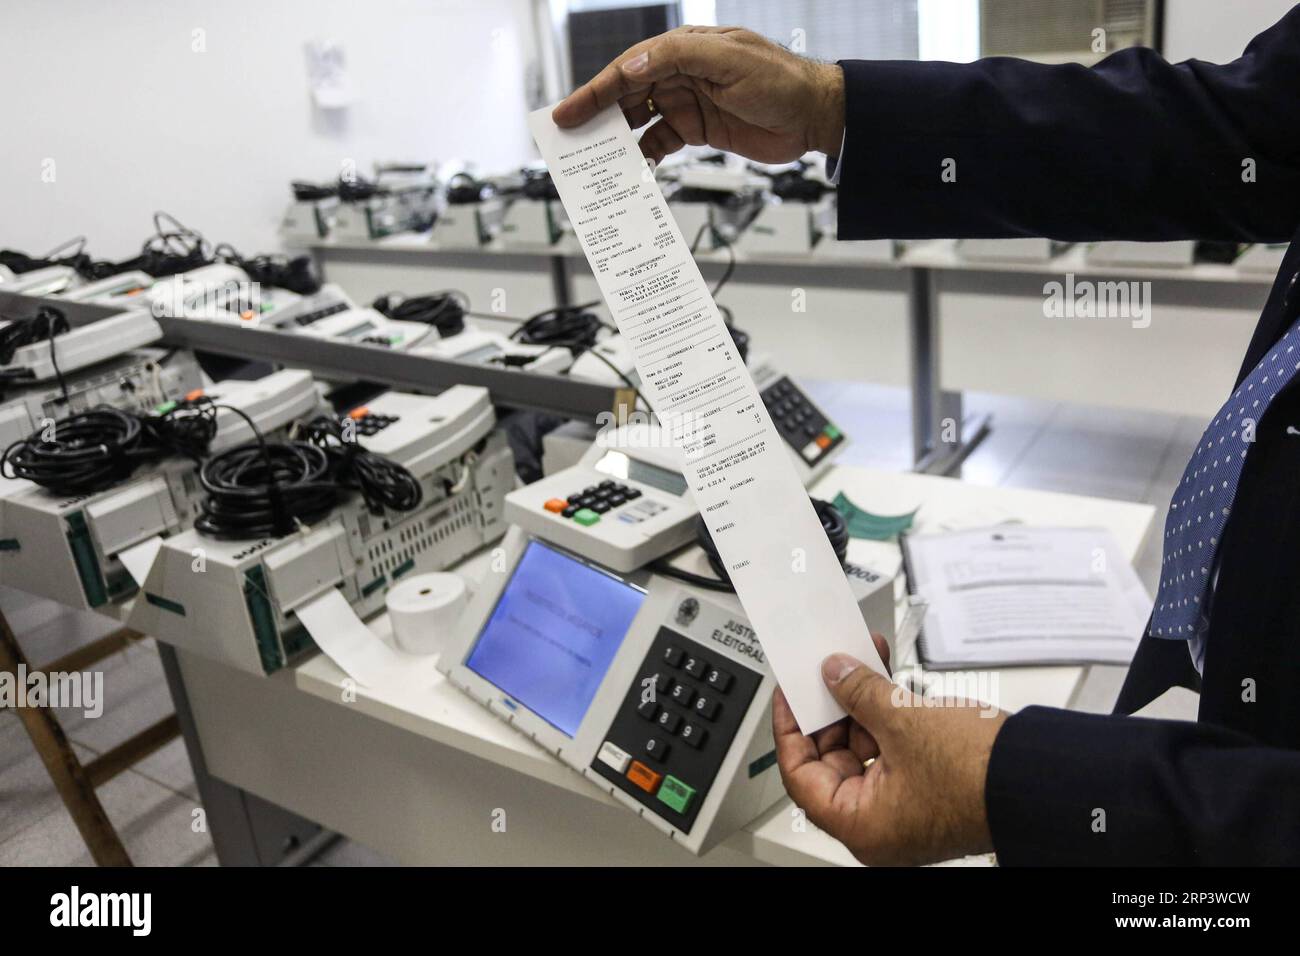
[1163,0,1297,62]
[0,0,541,260]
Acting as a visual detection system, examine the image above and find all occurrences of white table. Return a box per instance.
[166,465,1155,866]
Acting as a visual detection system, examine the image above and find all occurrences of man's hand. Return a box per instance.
[773,637,1008,866]
[552,26,844,164]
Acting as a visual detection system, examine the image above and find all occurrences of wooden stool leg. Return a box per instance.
[0,609,132,867]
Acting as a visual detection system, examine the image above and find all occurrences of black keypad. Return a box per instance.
[349,413,400,437]
[552,481,640,520]
[760,375,843,464]
[592,628,765,836]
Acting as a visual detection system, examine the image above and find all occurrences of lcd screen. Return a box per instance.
[466,540,645,736]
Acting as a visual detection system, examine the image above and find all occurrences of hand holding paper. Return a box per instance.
[528,104,887,731]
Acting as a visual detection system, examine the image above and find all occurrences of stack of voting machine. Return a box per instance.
[901,527,1151,668]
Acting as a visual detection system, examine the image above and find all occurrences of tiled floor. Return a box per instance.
[0,383,1199,866]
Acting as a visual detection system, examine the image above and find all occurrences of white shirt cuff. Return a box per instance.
[825,130,847,186]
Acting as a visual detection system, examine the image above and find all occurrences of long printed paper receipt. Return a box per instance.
[529,105,888,731]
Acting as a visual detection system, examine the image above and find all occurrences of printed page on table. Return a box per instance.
[528,104,887,732]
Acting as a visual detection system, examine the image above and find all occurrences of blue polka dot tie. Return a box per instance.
[1151,321,1300,639]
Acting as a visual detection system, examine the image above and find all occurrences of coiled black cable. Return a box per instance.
[194,412,424,540]
[215,243,322,295]
[196,440,337,539]
[303,415,423,515]
[445,172,490,205]
[520,169,559,201]
[508,301,605,350]
[291,180,338,202]
[0,399,219,496]
[373,290,468,338]
[0,306,68,366]
[337,176,385,202]
[0,306,70,401]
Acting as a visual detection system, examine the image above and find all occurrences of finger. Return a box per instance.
[848,720,881,763]
[811,716,849,755]
[622,100,654,130]
[822,654,899,740]
[873,632,892,673]
[773,687,821,769]
[553,31,733,128]
[638,119,686,164]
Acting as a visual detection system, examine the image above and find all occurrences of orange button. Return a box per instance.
[240,309,256,321]
[348,407,370,420]
[184,389,205,402]
[815,434,832,450]
[544,498,568,513]
[626,760,662,794]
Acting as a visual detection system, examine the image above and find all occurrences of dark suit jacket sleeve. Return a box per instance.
[835,6,1300,242]
[986,706,1300,864]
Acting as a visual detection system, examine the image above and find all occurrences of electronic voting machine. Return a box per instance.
[440,424,893,854]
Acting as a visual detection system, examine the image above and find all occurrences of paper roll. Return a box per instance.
[385,572,468,656]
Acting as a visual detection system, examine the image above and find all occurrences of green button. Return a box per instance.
[573,508,600,526]
[823,424,841,440]
[657,775,695,814]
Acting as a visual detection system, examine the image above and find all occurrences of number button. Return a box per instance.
[705,667,733,693]
[680,723,707,749]
[656,710,682,734]
[636,700,659,721]
[669,683,695,707]
[684,656,708,678]
[663,646,685,668]
[644,737,671,763]
[693,694,720,721]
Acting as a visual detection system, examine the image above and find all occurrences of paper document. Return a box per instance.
[903,527,1150,667]
[118,536,163,586]
[529,105,885,731]
[294,587,406,687]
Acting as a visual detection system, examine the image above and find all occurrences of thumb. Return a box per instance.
[553,32,727,127]
[822,653,899,735]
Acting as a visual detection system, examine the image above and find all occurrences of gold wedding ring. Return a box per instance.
[646,96,656,114]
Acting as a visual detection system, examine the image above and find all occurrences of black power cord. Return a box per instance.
[508,301,605,350]
[0,305,71,403]
[337,175,385,202]
[196,440,336,539]
[520,168,559,200]
[302,415,423,514]
[373,290,468,338]
[215,243,322,295]
[291,180,338,202]
[445,172,491,205]
[194,412,424,540]
[652,497,849,593]
[0,399,220,496]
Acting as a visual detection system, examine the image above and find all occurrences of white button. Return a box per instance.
[597,740,631,774]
